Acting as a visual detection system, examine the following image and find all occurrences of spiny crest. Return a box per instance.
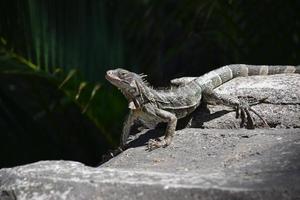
[139,73,147,78]
[138,73,151,86]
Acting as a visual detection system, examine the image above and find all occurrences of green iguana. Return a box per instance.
[105,64,300,150]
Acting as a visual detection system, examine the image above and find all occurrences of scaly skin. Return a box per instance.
[106,64,300,150]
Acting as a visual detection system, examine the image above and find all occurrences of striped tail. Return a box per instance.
[199,64,300,89]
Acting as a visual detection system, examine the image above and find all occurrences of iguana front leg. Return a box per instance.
[147,108,177,150]
[203,87,269,128]
[121,110,139,146]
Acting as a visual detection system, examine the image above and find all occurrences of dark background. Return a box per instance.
[0,0,299,167]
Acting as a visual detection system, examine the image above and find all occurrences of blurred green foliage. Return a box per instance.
[0,0,299,165]
[0,39,128,167]
[0,1,299,81]
[0,38,127,144]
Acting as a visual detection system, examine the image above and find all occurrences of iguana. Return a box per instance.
[105,64,300,150]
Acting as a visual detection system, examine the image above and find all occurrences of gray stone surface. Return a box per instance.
[0,73,300,200]
[1,128,300,200]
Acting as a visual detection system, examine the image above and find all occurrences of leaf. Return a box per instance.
[59,69,77,89]
[75,82,88,100]
[82,84,101,114]
[0,37,7,45]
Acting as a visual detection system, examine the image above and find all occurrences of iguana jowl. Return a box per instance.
[105,64,300,150]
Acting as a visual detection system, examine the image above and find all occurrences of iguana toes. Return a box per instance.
[106,64,300,150]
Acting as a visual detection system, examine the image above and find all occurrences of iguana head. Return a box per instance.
[105,68,148,109]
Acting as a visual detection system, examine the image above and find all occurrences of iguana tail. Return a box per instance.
[199,64,300,89]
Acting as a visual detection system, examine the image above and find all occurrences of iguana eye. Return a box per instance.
[120,71,127,77]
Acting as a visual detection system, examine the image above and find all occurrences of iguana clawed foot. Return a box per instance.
[235,96,269,128]
[147,137,171,151]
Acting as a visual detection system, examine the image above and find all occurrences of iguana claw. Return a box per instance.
[147,138,168,151]
[236,96,269,128]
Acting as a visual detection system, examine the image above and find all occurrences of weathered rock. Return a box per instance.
[1,128,300,200]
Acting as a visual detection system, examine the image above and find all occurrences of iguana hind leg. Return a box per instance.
[203,88,269,128]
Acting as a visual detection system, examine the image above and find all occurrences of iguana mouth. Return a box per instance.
[105,70,121,85]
